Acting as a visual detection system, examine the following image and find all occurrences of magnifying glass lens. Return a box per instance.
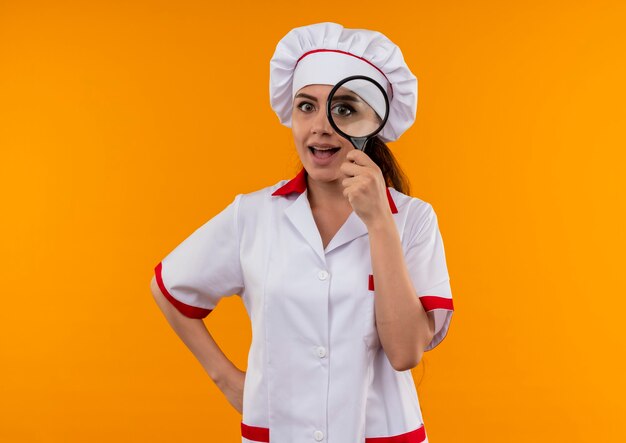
[329,79,386,138]
[326,76,390,151]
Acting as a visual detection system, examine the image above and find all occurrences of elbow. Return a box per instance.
[389,331,432,371]
[390,350,422,372]
[391,360,412,372]
[390,305,436,372]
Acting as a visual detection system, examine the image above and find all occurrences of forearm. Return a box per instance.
[367,214,433,371]
[150,278,238,388]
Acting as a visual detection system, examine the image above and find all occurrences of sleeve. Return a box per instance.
[153,194,245,319]
[404,201,455,352]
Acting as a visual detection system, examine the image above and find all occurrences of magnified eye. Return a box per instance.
[331,103,355,117]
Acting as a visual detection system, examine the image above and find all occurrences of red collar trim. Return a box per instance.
[272,167,399,214]
[271,167,307,196]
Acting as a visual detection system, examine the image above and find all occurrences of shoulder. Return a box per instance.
[234,177,299,220]
[236,178,295,206]
[387,188,438,238]
[388,187,435,219]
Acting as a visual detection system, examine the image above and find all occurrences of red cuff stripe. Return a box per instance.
[241,422,270,442]
[365,424,426,442]
[419,295,454,311]
[154,262,212,319]
[369,275,454,314]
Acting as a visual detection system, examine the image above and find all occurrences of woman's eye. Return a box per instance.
[297,102,315,112]
[331,103,354,117]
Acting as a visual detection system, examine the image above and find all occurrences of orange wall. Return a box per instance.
[1,1,624,441]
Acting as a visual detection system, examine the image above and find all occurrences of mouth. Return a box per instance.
[309,145,341,159]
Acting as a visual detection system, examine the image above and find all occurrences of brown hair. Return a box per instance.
[367,136,411,195]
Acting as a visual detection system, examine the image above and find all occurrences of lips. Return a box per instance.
[309,145,340,159]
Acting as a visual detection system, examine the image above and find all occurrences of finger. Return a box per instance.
[342,176,358,188]
[340,160,365,177]
[346,148,374,167]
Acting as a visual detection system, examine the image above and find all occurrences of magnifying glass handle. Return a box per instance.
[351,136,369,151]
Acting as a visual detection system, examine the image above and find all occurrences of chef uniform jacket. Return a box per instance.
[154,167,455,443]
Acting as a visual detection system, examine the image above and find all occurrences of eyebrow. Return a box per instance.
[294,93,362,103]
[331,94,361,103]
[294,93,318,102]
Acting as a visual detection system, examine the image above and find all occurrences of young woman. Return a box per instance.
[151,22,454,443]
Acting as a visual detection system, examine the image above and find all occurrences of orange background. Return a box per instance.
[1,1,625,441]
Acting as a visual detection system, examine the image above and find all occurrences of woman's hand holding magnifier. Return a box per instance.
[340,149,393,228]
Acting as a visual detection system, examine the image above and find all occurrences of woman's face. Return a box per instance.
[291,84,354,184]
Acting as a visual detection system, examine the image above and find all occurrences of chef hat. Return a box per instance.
[269,22,418,142]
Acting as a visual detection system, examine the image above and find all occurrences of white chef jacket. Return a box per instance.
[154,167,454,443]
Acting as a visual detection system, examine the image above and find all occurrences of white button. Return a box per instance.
[316,346,327,358]
[318,270,329,280]
[314,430,324,441]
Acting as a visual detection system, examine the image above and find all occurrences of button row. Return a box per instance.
[313,270,329,441]
[314,271,328,442]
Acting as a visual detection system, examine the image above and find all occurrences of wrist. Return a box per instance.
[366,210,396,233]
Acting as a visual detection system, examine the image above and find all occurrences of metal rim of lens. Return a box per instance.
[326,75,390,140]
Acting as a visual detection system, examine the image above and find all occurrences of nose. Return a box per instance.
[311,106,335,135]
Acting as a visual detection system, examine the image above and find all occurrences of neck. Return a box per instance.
[305,173,351,211]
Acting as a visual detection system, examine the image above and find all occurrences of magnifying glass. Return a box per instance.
[326,75,390,152]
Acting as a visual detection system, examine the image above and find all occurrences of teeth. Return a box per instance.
[310,146,337,151]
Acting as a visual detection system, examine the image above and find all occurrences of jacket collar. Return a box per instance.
[272,167,398,214]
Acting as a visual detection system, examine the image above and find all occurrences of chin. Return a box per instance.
[307,166,340,182]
